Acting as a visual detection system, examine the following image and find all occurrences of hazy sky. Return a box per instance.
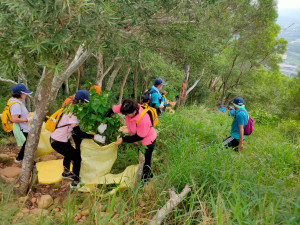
[277,0,300,9]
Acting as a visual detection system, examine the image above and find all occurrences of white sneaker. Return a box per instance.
[15,158,22,163]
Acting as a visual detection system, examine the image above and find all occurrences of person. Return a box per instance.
[175,94,179,102]
[50,90,105,188]
[161,91,168,111]
[8,84,33,162]
[61,85,100,108]
[219,106,226,113]
[223,97,248,151]
[227,106,235,117]
[148,78,167,112]
[105,99,157,184]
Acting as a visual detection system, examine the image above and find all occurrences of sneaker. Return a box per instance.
[70,180,79,189]
[61,172,76,181]
[14,157,22,163]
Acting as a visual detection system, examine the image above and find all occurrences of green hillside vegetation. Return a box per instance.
[0,106,299,224]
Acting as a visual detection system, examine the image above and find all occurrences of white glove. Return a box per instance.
[97,123,107,134]
[28,117,34,123]
[94,134,106,143]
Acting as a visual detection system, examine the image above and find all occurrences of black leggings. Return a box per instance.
[51,140,81,181]
[17,132,28,160]
[142,139,156,181]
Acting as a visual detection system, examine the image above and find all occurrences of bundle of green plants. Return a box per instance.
[66,89,122,144]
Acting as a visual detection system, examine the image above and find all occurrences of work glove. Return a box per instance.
[28,117,34,123]
[97,123,107,134]
[94,134,106,143]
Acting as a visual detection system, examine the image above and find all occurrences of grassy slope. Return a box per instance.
[154,106,299,224]
[0,106,299,224]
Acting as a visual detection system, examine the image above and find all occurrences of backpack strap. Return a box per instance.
[236,109,249,121]
[9,101,22,113]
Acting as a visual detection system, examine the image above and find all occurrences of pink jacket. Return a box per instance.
[112,104,157,146]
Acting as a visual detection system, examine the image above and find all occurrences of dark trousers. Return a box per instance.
[51,140,81,181]
[142,139,156,182]
[223,136,239,151]
[17,132,28,160]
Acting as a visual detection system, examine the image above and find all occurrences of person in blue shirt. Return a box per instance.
[149,78,167,112]
[161,90,168,111]
[227,106,235,117]
[223,97,248,151]
[219,106,226,113]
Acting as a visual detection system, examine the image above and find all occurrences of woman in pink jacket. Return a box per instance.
[105,99,157,183]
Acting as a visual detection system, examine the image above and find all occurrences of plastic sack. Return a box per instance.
[28,113,54,158]
[79,139,118,184]
[78,164,139,195]
[79,139,139,194]
[13,123,26,146]
[36,159,64,184]
[35,122,54,158]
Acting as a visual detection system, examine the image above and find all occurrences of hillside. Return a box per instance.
[0,106,299,224]
[277,8,300,77]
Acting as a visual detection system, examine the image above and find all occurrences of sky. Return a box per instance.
[277,0,300,9]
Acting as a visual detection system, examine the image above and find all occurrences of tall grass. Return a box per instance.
[0,105,299,224]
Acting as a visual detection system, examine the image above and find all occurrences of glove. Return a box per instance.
[28,117,34,123]
[97,123,107,134]
[94,134,106,143]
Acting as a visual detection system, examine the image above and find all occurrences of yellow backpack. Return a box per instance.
[1,99,22,132]
[45,108,64,132]
[136,103,159,128]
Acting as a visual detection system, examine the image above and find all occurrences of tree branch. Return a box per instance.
[0,77,17,85]
[150,184,191,225]
[186,68,205,96]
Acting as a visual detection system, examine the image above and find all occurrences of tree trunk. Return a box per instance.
[133,66,139,101]
[18,67,54,194]
[18,46,89,194]
[76,68,81,91]
[186,68,205,96]
[118,66,131,104]
[176,63,190,110]
[106,63,122,91]
[93,51,116,89]
[220,55,238,106]
[139,70,150,103]
[65,78,70,94]
[210,76,221,91]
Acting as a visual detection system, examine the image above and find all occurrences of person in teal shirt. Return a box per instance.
[223,97,248,151]
[149,78,167,113]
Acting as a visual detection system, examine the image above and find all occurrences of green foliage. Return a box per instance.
[279,119,300,144]
[67,89,122,144]
[251,108,280,126]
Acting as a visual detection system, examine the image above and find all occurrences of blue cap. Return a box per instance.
[75,90,90,102]
[154,78,167,86]
[11,83,33,95]
[232,97,245,107]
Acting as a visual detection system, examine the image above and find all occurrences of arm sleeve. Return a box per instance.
[122,133,144,143]
[112,105,122,114]
[10,103,22,116]
[73,126,94,139]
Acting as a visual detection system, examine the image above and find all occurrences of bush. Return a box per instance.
[279,119,300,144]
[251,108,280,126]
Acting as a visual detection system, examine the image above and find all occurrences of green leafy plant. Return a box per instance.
[67,89,122,144]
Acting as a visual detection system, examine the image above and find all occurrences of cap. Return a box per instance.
[11,83,33,95]
[154,78,167,86]
[75,90,90,102]
[232,97,245,108]
[89,85,101,94]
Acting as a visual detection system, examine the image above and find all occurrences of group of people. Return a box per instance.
[4,78,248,189]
